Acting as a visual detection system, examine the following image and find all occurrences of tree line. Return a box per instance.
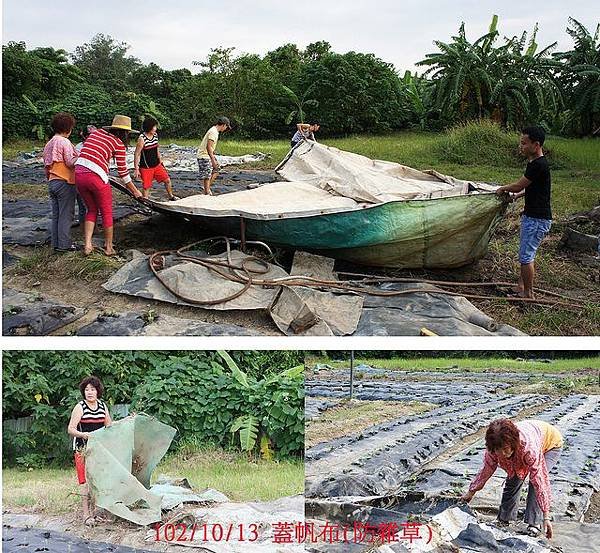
[2,16,599,140]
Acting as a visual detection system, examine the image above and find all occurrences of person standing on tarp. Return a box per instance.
[461,418,563,539]
[133,115,178,201]
[67,376,112,527]
[43,112,79,252]
[197,116,231,195]
[495,127,552,299]
[291,122,320,148]
[73,125,98,227]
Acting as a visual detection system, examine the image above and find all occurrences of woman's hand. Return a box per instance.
[461,490,475,502]
[134,168,140,180]
[81,432,91,440]
[544,520,553,539]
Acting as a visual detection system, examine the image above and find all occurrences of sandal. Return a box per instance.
[84,516,96,527]
[526,525,541,537]
[168,195,180,201]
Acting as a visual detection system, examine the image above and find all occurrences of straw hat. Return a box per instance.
[103,115,139,133]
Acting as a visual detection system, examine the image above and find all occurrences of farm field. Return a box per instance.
[305,357,600,553]
[3,131,599,336]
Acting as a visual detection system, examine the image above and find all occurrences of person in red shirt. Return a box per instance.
[74,115,143,256]
[462,418,563,539]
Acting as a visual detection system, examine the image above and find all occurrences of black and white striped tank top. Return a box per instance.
[73,399,107,449]
[140,132,160,168]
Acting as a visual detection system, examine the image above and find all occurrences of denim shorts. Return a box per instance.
[519,214,551,264]
[197,158,213,180]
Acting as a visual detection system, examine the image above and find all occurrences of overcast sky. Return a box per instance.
[3,1,598,74]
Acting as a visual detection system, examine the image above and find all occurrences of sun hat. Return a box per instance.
[103,115,139,133]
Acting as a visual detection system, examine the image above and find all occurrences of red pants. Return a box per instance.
[140,164,170,190]
[74,451,86,484]
[75,166,114,228]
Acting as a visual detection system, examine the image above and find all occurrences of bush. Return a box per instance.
[2,351,304,467]
[438,119,570,169]
[437,120,521,167]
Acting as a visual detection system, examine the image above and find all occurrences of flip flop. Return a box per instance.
[526,525,541,537]
[84,516,96,527]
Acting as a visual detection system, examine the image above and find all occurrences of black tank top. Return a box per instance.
[139,133,160,168]
[73,399,106,449]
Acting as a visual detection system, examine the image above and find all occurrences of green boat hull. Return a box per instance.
[238,194,504,268]
[109,178,505,269]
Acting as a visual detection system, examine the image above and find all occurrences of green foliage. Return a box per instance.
[437,120,568,167]
[437,120,521,166]
[417,16,563,129]
[553,18,600,135]
[4,20,600,140]
[2,351,304,467]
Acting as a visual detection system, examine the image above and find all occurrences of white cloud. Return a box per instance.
[2,0,598,73]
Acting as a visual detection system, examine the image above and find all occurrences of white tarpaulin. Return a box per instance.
[149,141,497,219]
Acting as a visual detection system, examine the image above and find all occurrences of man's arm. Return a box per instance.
[496,176,531,195]
[207,140,219,170]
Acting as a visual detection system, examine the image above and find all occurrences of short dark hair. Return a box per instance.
[485,419,520,453]
[522,126,545,146]
[142,116,159,133]
[216,116,231,128]
[79,376,104,399]
[51,112,76,134]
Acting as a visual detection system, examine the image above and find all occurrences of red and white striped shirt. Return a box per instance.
[75,128,131,184]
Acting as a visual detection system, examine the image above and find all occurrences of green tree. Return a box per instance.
[71,33,141,93]
[554,18,600,135]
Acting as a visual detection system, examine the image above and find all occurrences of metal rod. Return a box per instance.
[350,350,355,400]
[240,217,246,253]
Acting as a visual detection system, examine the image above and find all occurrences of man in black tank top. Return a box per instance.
[495,126,552,299]
[68,376,112,526]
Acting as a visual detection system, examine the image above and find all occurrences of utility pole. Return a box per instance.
[350,350,354,399]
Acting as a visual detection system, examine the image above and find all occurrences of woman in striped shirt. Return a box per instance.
[75,115,143,256]
[462,418,563,539]
[67,375,112,526]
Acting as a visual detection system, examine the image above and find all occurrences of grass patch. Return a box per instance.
[2,447,303,516]
[2,183,49,200]
[2,139,44,160]
[2,467,80,515]
[306,355,600,374]
[157,447,303,502]
[305,399,435,448]
[13,247,122,283]
[505,376,600,396]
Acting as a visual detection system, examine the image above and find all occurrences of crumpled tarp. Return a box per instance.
[3,146,267,172]
[269,251,363,336]
[77,311,257,336]
[277,141,482,203]
[102,249,288,311]
[1,526,148,553]
[356,282,524,336]
[3,289,86,335]
[103,249,364,335]
[146,141,499,220]
[85,414,176,525]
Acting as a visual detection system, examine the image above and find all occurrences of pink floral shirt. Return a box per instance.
[469,420,560,513]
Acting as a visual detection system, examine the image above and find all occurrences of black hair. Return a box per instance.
[142,116,159,133]
[522,126,546,146]
[79,376,104,399]
[108,128,131,146]
[51,112,76,134]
